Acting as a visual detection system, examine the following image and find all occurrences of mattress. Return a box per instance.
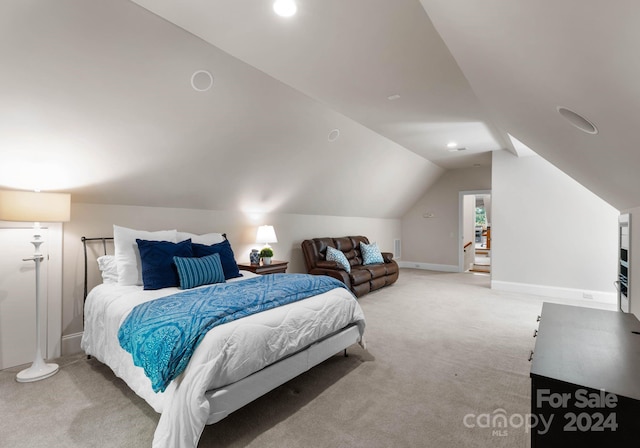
[81,271,366,447]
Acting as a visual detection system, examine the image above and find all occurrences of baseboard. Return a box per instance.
[491,280,617,305]
[398,261,459,272]
[61,332,84,356]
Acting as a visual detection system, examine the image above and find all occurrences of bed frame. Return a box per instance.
[81,236,362,427]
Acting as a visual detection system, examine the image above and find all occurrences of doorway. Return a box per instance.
[459,190,491,274]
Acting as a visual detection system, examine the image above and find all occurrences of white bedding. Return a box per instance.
[81,272,366,447]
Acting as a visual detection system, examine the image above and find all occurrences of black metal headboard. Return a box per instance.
[81,236,114,300]
[80,233,228,300]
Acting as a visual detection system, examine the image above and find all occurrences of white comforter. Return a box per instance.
[81,272,365,448]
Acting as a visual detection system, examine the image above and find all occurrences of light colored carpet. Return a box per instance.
[0,269,614,447]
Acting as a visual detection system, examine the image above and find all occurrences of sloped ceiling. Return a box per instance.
[420,0,640,210]
[129,0,506,169]
[4,0,633,218]
[0,0,449,218]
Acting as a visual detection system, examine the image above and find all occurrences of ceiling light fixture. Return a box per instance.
[447,142,458,148]
[557,106,598,135]
[273,0,297,17]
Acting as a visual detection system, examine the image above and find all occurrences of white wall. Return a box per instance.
[61,203,401,353]
[491,150,619,302]
[401,166,491,270]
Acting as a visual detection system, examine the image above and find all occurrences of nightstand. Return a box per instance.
[238,260,289,275]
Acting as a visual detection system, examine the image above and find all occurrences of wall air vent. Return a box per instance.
[394,239,401,259]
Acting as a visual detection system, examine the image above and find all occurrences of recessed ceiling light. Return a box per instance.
[273,0,297,17]
[387,94,401,101]
[328,129,340,142]
[448,147,467,152]
[447,142,458,148]
[557,106,598,134]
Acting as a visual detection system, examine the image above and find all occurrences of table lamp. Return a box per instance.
[0,190,71,382]
[256,225,277,249]
[256,225,277,265]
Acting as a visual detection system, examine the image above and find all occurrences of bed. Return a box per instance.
[80,228,366,448]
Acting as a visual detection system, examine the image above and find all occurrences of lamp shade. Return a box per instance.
[256,225,277,244]
[0,190,71,222]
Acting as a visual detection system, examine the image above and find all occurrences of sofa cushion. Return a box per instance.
[370,276,387,291]
[363,263,389,279]
[350,266,373,285]
[352,282,371,297]
[334,237,355,252]
[326,246,351,273]
[334,237,360,266]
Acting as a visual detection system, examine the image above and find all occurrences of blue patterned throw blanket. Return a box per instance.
[118,273,347,393]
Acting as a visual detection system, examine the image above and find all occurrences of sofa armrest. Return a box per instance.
[309,267,351,288]
[381,252,395,263]
[316,260,339,269]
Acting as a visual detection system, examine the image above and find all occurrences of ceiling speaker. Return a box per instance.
[191,70,214,92]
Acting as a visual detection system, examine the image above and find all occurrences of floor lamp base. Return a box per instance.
[16,362,59,383]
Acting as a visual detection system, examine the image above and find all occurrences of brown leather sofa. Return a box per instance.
[301,236,399,297]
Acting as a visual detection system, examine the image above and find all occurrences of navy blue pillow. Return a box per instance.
[192,239,242,280]
[136,239,193,290]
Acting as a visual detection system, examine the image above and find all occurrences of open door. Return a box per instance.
[459,190,491,274]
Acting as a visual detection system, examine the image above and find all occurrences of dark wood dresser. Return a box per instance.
[530,303,640,447]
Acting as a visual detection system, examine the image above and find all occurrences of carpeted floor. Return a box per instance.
[0,269,615,447]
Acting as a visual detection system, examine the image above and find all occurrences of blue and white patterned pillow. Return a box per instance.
[326,246,351,273]
[173,253,226,289]
[361,241,384,265]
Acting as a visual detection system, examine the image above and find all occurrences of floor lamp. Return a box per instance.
[0,190,71,382]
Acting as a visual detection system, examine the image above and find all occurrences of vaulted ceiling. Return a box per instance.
[420,0,640,210]
[2,0,637,218]
[129,0,507,169]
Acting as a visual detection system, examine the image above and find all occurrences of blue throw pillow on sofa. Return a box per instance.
[326,246,351,273]
[192,239,242,280]
[136,238,193,290]
[361,241,384,265]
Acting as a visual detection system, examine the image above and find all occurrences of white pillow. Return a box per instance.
[113,225,177,286]
[177,231,225,245]
[97,255,118,284]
